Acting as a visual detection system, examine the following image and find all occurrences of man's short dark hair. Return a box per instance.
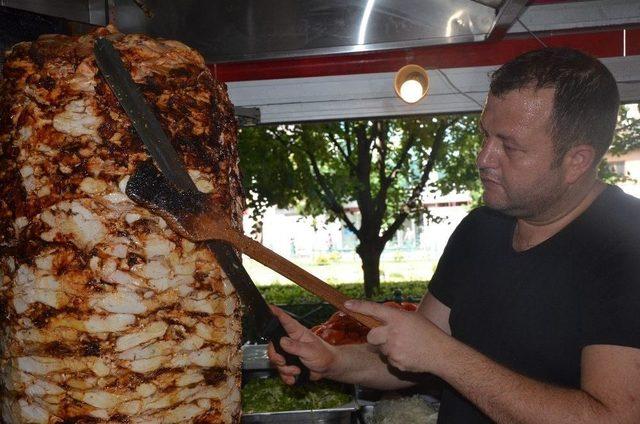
[490,47,620,166]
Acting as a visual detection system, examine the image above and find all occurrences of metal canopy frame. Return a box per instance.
[485,0,529,41]
[0,0,107,26]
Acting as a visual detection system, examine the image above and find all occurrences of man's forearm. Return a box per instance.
[326,343,415,390]
[438,339,609,424]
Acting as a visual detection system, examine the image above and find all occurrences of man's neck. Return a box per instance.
[512,180,607,252]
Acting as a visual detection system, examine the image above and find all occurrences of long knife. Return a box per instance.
[93,37,309,383]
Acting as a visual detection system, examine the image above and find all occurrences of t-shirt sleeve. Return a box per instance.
[428,210,477,308]
[581,245,640,349]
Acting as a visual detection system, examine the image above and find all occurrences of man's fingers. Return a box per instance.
[278,336,316,359]
[281,374,297,386]
[267,341,285,366]
[344,300,399,323]
[270,305,306,337]
[277,364,301,377]
[269,337,315,368]
[366,327,387,346]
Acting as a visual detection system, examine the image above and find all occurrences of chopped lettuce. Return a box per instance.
[242,377,351,413]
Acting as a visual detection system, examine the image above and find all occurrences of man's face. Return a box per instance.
[477,87,567,218]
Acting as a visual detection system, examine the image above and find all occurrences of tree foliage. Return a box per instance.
[239,116,481,296]
[599,105,640,183]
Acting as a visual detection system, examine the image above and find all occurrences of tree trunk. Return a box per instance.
[356,240,385,298]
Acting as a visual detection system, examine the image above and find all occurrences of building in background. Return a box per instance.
[244,190,473,265]
[607,150,640,198]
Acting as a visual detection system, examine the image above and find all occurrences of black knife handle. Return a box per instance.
[262,316,311,386]
[206,241,310,385]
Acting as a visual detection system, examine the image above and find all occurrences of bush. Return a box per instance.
[258,281,429,305]
[313,251,341,266]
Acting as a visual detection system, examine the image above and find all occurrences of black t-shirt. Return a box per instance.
[429,185,640,423]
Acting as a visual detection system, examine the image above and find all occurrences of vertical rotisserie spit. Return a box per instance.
[0,26,243,423]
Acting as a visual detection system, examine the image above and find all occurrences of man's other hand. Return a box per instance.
[267,305,337,385]
[345,300,450,374]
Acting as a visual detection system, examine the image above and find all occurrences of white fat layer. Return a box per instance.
[40,201,107,250]
[136,260,171,279]
[115,321,168,352]
[18,399,49,424]
[79,177,108,194]
[153,403,204,424]
[52,99,102,138]
[13,265,65,313]
[143,235,175,259]
[83,313,136,333]
[17,356,89,375]
[135,383,157,397]
[91,289,147,315]
[71,390,122,409]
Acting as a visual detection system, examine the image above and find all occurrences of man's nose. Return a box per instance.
[477,138,499,170]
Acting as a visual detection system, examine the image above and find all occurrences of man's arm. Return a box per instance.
[438,342,640,424]
[348,300,640,424]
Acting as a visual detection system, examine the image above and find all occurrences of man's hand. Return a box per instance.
[345,300,451,373]
[267,305,337,385]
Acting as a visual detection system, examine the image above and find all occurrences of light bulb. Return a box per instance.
[399,79,424,103]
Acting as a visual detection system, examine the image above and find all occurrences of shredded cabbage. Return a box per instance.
[242,377,351,413]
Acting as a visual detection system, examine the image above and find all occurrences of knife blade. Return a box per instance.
[93,37,309,383]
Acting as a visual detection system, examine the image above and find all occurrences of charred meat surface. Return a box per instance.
[0,26,243,423]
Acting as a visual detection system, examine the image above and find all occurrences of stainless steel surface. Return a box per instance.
[235,106,261,127]
[242,344,271,370]
[242,407,355,424]
[110,0,500,63]
[358,395,440,424]
[486,0,528,41]
[88,0,107,26]
[1,0,107,25]
[471,0,504,7]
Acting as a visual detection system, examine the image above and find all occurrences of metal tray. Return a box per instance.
[242,406,358,424]
[242,346,360,423]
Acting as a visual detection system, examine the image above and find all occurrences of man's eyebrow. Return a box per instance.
[496,133,522,147]
[480,122,521,146]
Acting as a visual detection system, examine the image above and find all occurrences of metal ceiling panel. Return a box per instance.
[110,0,501,63]
[0,0,107,25]
[510,0,640,34]
[486,0,528,40]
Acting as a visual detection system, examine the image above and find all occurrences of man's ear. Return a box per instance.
[562,144,596,184]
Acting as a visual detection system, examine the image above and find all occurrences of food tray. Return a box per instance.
[242,405,358,423]
[242,345,359,423]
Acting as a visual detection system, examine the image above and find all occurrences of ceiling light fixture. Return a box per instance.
[394,64,429,104]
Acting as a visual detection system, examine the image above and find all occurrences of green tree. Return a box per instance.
[239,116,481,297]
[599,105,640,183]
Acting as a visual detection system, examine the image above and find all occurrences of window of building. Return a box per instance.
[609,161,626,176]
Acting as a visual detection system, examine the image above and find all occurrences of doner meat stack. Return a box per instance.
[0,26,243,423]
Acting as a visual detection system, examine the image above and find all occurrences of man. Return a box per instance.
[268,48,640,423]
